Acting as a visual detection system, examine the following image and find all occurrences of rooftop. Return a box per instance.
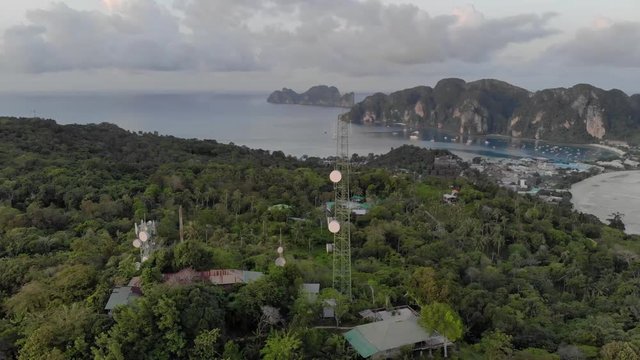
[301,283,320,301]
[104,286,141,311]
[128,268,263,288]
[359,306,417,322]
[344,312,446,359]
[344,307,445,358]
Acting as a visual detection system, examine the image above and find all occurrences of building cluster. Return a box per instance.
[471,158,594,201]
[325,195,371,216]
[595,158,640,169]
[104,268,264,314]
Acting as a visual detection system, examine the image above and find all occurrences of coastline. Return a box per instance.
[589,143,627,156]
[570,170,640,235]
[358,122,624,160]
[481,134,626,156]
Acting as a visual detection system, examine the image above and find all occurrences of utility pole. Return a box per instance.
[179,205,184,243]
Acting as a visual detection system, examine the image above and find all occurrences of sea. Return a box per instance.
[0,91,616,161]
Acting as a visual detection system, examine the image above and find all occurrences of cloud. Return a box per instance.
[1,0,558,75]
[2,1,191,72]
[548,20,640,67]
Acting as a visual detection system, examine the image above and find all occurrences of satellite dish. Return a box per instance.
[329,170,342,183]
[328,220,341,234]
[133,239,142,248]
[138,231,149,242]
[277,246,284,255]
[275,257,286,267]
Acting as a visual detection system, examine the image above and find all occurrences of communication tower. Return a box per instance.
[132,220,158,269]
[329,113,352,299]
[275,230,286,267]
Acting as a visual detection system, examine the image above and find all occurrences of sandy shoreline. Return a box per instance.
[589,143,627,156]
[570,170,640,235]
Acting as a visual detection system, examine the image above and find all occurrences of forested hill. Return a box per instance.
[341,78,640,144]
[0,117,301,172]
[1,117,640,359]
[363,145,461,174]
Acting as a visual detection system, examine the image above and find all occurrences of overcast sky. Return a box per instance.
[0,0,639,94]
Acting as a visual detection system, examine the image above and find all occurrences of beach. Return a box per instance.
[571,171,640,234]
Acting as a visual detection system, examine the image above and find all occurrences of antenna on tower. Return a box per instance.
[132,220,158,269]
[275,228,286,267]
[329,111,353,299]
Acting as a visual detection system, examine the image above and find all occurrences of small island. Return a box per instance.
[267,85,354,108]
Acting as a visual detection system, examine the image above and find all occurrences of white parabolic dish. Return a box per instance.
[328,220,341,234]
[329,170,342,183]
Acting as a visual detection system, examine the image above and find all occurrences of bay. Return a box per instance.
[0,92,615,161]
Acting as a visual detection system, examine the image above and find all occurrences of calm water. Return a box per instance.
[0,92,615,161]
[571,171,640,234]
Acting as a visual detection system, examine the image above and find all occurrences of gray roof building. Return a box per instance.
[104,286,141,313]
[301,283,320,302]
[344,308,447,359]
[323,298,336,319]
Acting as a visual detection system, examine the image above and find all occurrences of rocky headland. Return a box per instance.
[267,85,354,108]
[341,78,640,144]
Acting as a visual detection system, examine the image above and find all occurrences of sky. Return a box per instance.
[0,0,639,94]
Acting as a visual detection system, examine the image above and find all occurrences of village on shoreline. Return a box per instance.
[464,140,640,204]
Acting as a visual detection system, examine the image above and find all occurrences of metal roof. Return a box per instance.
[359,306,417,322]
[302,283,320,293]
[344,314,446,358]
[104,286,140,311]
[243,270,264,283]
[301,283,320,301]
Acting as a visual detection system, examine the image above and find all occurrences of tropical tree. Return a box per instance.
[190,328,221,360]
[260,330,302,360]
[419,302,464,358]
[600,341,639,360]
[607,212,626,231]
[478,330,513,360]
[406,266,450,305]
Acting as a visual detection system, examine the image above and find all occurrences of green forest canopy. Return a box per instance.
[0,118,639,359]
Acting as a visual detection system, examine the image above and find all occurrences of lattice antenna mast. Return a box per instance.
[132,220,158,270]
[329,112,352,299]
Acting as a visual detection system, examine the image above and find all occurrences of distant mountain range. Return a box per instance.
[341,78,640,144]
[267,85,354,108]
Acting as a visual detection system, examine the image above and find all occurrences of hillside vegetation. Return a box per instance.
[0,118,639,359]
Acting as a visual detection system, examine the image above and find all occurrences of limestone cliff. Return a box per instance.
[267,85,354,108]
[342,79,640,143]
